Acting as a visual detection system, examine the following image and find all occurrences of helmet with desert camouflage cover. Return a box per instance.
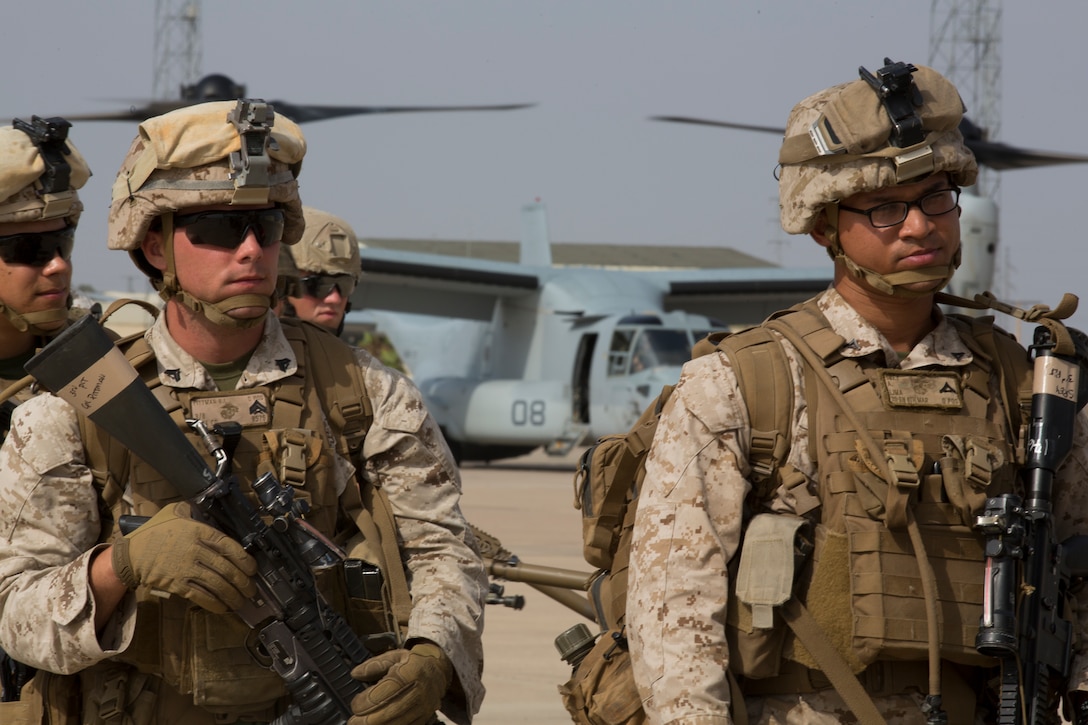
[279,206,360,281]
[108,99,306,328]
[777,58,978,297]
[0,116,91,334]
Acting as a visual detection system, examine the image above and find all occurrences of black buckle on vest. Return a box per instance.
[12,115,73,193]
[859,58,925,148]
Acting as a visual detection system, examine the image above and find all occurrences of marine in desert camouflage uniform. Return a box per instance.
[0,117,91,705]
[627,59,1088,724]
[0,116,90,410]
[0,100,486,724]
[277,205,406,371]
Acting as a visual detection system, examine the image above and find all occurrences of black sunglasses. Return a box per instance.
[291,274,357,299]
[0,226,75,267]
[173,208,285,250]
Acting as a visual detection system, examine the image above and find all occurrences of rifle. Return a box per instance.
[975,322,1088,724]
[26,314,370,725]
[469,523,598,623]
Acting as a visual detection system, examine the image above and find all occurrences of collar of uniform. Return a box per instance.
[146,313,300,390]
[814,288,973,369]
[899,311,974,370]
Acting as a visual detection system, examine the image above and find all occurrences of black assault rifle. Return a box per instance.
[975,323,1088,725]
[26,315,370,725]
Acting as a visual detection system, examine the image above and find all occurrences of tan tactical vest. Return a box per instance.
[70,319,415,722]
[746,302,1030,673]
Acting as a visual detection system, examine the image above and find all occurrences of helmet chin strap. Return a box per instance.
[838,255,957,298]
[0,303,69,336]
[824,206,960,299]
[157,213,272,330]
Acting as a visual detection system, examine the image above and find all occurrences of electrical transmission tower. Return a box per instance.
[152,0,202,100]
[929,0,1003,200]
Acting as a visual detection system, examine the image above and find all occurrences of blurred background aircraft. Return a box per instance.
[346,202,831,462]
[62,69,533,125]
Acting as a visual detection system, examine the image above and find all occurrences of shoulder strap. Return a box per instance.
[280,321,413,626]
[947,313,1032,444]
[714,326,794,484]
[701,317,888,721]
[764,307,896,502]
[781,599,888,725]
[282,319,373,459]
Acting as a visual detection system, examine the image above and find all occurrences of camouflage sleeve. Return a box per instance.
[628,354,751,725]
[357,351,487,724]
[0,394,136,673]
[1054,406,1088,692]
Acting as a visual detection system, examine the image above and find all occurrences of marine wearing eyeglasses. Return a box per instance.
[627,58,1088,724]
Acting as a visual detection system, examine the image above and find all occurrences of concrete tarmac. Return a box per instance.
[458,447,596,725]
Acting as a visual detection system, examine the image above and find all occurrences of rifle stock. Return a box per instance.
[27,315,369,725]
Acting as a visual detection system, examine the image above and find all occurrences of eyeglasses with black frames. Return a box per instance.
[838,187,961,229]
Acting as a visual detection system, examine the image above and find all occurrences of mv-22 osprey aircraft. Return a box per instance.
[349,203,832,463]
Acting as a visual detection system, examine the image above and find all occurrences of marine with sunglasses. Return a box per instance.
[0,117,90,429]
[277,206,359,335]
[626,60,1088,723]
[0,100,486,725]
[0,116,91,705]
[277,206,405,371]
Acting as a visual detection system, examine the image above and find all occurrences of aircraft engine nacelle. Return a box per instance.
[952,193,998,299]
[420,378,574,447]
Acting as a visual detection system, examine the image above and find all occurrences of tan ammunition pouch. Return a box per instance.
[787,517,993,672]
[558,626,646,725]
[726,514,809,679]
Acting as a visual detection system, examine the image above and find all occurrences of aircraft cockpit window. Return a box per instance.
[608,329,637,376]
[609,327,691,376]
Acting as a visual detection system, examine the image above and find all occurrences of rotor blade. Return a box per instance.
[965,139,1088,170]
[59,100,534,124]
[269,101,536,124]
[651,114,1088,171]
[62,100,193,122]
[650,115,784,135]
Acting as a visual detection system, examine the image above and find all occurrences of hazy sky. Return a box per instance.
[6,1,1088,330]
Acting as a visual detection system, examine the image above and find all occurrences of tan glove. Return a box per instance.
[111,502,258,613]
[349,641,453,725]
